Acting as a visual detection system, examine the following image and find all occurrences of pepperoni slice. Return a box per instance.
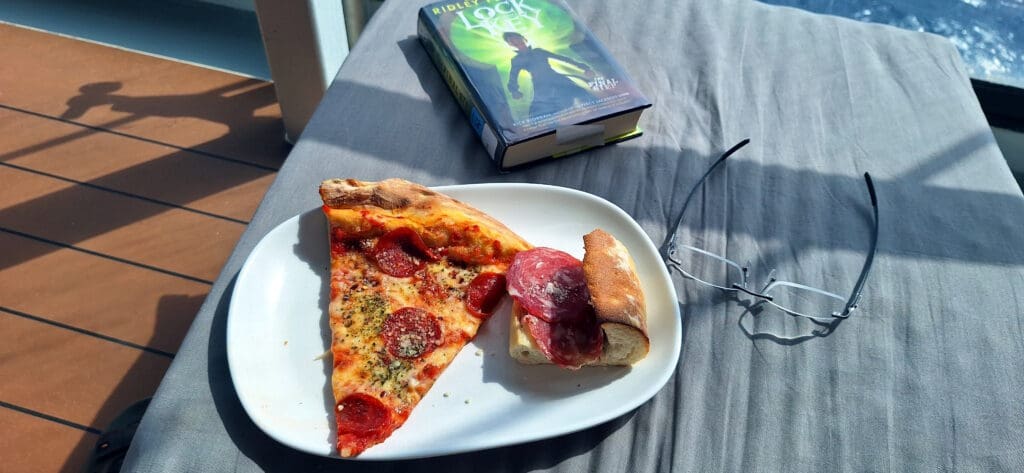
[371,228,438,277]
[465,273,507,318]
[506,248,591,323]
[336,393,391,455]
[381,308,441,359]
[521,309,603,369]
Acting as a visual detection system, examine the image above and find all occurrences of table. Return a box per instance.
[122,0,1024,471]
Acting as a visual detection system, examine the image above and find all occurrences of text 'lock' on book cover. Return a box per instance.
[418,0,652,169]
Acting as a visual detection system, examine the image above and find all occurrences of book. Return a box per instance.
[417,0,652,169]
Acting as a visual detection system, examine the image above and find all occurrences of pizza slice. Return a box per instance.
[319,178,531,457]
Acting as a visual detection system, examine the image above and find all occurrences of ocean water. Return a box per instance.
[761,0,1024,88]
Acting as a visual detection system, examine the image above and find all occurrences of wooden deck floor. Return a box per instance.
[0,23,287,472]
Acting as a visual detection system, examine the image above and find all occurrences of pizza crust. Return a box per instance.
[320,178,427,210]
[320,178,530,258]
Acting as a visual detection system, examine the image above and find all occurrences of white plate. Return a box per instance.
[227,183,682,460]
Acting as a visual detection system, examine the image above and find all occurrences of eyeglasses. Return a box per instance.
[662,139,878,325]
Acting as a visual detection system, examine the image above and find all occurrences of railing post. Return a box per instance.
[253,0,350,143]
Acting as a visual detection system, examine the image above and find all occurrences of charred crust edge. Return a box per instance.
[320,178,435,210]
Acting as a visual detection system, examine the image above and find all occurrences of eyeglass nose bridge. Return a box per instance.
[723,261,764,301]
[729,266,777,301]
[731,283,773,301]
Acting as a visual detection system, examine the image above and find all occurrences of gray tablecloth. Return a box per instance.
[123,0,1024,471]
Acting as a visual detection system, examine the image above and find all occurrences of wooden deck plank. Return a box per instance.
[0,313,172,430]
[0,408,99,473]
[0,21,290,473]
[0,166,246,282]
[0,108,276,222]
[0,232,208,354]
[0,23,287,169]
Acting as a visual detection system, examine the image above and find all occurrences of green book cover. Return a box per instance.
[418,0,651,167]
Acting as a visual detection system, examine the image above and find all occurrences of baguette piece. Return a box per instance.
[582,229,650,364]
[509,301,560,365]
[509,229,650,366]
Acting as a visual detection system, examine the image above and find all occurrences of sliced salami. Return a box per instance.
[506,247,591,323]
[520,309,603,369]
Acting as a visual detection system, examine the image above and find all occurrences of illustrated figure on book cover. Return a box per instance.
[439,0,617,128]
[502,31,595,119]
[418,0,651,167]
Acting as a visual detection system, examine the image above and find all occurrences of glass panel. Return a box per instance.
[763,280,847,319]
[669,245,745,290]
[760,0,1024,89]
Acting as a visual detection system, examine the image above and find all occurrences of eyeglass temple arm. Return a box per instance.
[837,172,878,317]
[664,139,752,256]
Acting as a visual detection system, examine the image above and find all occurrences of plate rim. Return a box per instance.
[226,182,682,460]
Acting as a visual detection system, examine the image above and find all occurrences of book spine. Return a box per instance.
[417,10,507,164]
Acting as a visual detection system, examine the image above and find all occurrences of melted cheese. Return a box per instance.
[329,247,506,418]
